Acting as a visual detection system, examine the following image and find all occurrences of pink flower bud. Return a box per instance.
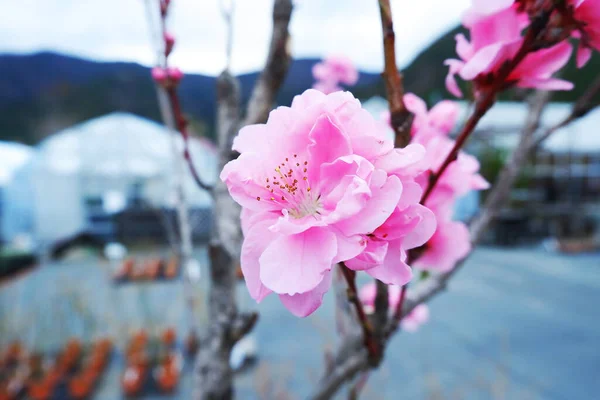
[167,67,184,83]
[160,0,171,16]
[151,67,168,84]
[164,32,175,56]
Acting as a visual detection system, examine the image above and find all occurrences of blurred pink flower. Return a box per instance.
[164,32,175,56]
[383,94,488,273]
[573,0,600,67]
[400,304,430,332]
[445,5,573,97]
[413,220,471,272]
[151,67,184,86]
[151,67,168,84]
[223,90,435,317]
[358,282,429,332]
[312,55,359,94]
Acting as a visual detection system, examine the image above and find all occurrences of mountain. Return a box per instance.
[1,30,598,144]
[0,52,380,144]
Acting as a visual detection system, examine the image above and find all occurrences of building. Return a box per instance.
[0,142,34,247]
[2,113,217,249]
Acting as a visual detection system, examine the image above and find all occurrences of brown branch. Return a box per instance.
[194,1,295,398]
[308,90,553,400]
[532,73,600,150]
[420,9,551,205]
[339,265,381,364]
[166,87,212,192]
[378,0,413,148]
[242,0,293,127]
[372,280,389,343]
[154,1,213,192]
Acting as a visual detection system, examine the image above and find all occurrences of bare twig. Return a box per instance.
[308,90,553,400]
[155,0,212,192]
[193,2,294,398]
[532,73,600,150]
[339,265,380,364]
[165,86,213,191]
[144,0,200,335]
[219,0,236,71]
[309,9,564,398]
[242,0,293,127]
[378,0,413,148]
[420,10,551,204]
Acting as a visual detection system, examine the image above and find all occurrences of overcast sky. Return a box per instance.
[0,0,470,76]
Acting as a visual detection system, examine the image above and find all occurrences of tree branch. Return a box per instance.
[242,0,293,127]
[378,0,413,148]
[339,265,381,364]
[532,73,600,150]
[420,10,551,205]
[194,1,295,398]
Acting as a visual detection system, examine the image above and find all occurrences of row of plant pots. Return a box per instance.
[121,328,187,397]
[113,256,180,283]
[0,338,112,400]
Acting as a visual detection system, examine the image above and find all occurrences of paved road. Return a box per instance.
[1,247,599,399]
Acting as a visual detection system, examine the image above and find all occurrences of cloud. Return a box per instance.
[0,0,470,75]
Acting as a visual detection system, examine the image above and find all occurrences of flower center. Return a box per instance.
[255,153,322,219]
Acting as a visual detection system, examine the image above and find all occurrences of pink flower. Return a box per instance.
[445,4,573,97]
[222,90,436,317]
[388,94,488,273]
[151,67,168,84]
[312,81,342,95]
[164,32,175,56]
[413,220,471,272]
[312,55,359,94]
[573,0,600,67]
[152,67,184,87]
[400,304,430,332]
[358,282,429,332]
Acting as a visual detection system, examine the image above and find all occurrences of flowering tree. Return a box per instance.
[147,0,600,398]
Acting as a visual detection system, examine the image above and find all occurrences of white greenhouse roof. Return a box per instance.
[362,96,600,154]
[0,141,33,186]
[36,112,218,182]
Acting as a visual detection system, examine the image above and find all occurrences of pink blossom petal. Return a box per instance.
[455,34,474,60]
[335,175,403,236]
[576,45,593,68]
[374,144,426,176]
[345,238,389,271]
[332,229,367,264]
[307,115,352,183]
[428,100,460,134]
[365,242,412,286]
[232,124,269,154]
[398,205,437,250]
[513,42,573,81]
[240,213,278,302]
[415,221,471,272]
[259,228,337,295]
[444,59,465,98]
[279,270,333,317]
[291,88,327,111]
[459,42,509,80]
[517,78,574,91]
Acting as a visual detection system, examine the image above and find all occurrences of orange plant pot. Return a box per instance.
[68,376,93,400]
[164,256,179,279]
[27,380,52,400]
[121,366,145,397]
[156,363,179,393]
[161,328,176,347]
[185,333,199,356]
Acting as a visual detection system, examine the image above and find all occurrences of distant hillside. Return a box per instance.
[401,26,600,103]
[0,53,380,144]
[2,32,598,145]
